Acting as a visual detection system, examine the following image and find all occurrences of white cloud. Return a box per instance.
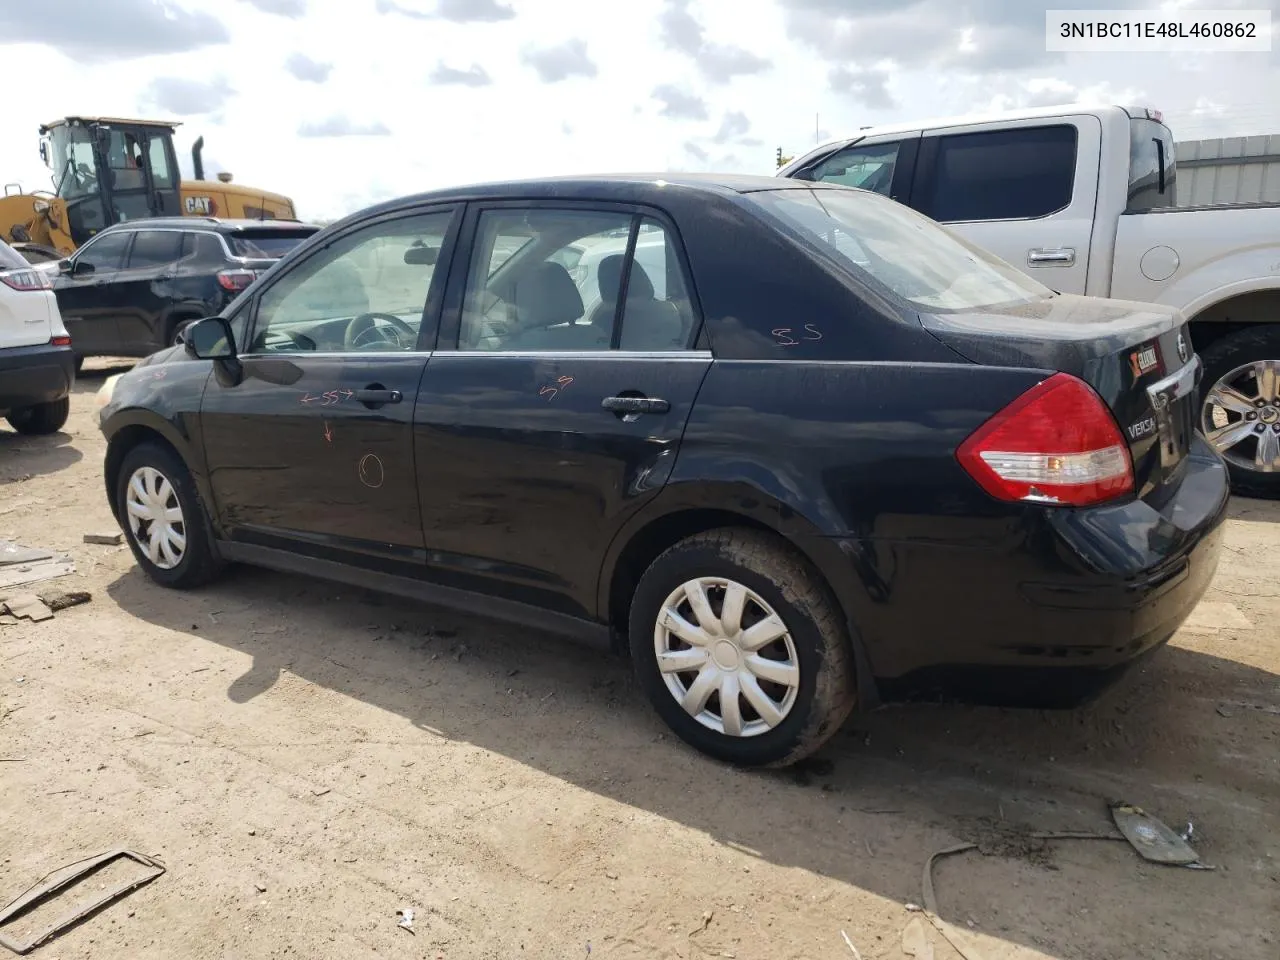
[0,0,1274,221]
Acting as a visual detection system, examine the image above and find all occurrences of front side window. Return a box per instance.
[923,125,1077,222]
[127,230,183,269]
[750,187,1053,313]
[49,125,99,201]
[807,141,900,195]
[106,131,147,192]
[74,231,131,273]
[459,209,694,352]
[250,210,452,354]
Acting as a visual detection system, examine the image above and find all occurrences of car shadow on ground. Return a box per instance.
[1229,495,1280,523]
[0,428,82,480]
[106,562,1280,959]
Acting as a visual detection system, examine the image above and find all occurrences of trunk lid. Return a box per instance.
[921,293,1199,504]
[0,241,56,350]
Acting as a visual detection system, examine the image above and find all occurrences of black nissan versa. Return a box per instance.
[94,174,1228,767]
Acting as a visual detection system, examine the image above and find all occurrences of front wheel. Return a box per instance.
[6,397,69,435]
[1199,324,1280,499]
[115,441,225,589]
[629,529,857,767]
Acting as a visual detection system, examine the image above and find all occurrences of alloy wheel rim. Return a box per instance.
[125,466,187,570]
[1201,360,1280,474]
[653,576,801,738]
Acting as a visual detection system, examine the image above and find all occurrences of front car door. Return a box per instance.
[413,202,711,619]
[113,228,184,353]
[197,206,460,570]
[54,229,132,356]
[911,116,1101,295]
[97,126,180,224]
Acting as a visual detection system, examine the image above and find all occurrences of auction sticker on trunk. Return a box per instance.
[1128,341,1163,379]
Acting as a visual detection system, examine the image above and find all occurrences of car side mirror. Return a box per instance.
[71,260,94,276]
[57,258,73,274]
[185,317,236,360]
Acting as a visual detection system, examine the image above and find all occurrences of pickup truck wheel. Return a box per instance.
[115,442,225,589]
[628,528,856,768]
[1199,324,1280,499]
[6,397,70,435]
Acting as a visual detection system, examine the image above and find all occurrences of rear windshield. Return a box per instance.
[749,187,1052,313]
[228,231,317,259]
[1127,117,1177,212]
[0,239,30,270]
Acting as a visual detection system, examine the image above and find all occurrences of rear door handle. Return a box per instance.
[354,388,402,405]
[601,396,670,415]
[1027,247,1076,267]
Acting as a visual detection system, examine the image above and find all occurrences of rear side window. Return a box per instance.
[229,232,316,259]
[182,233,228,264]
[127,230,183,269]
[1127,118,1177,212]
[750,187,1053,313]
[923,125,1077,222]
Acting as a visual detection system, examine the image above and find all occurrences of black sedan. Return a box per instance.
[95,174,1228,767]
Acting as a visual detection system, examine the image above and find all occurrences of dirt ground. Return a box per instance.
[1,362,1277,960]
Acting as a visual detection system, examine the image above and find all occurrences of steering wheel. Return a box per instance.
[344,312,416,350]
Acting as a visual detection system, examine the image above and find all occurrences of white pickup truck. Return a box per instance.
[778,104,1280,498]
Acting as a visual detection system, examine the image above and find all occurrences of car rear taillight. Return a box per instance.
[51,334,72,347]
[217,269,256,291]
[956,373,1134,507]
[0,267,53,291]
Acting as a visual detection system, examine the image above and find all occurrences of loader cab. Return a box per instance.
[41,117,182,247]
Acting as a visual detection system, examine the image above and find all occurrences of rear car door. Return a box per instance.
[197,206,460,570]
[413,203,711,618]
[53,230,132,355]
[113,228,184,352]
[912,117,1100,294]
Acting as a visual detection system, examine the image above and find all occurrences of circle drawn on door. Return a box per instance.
[358,454,385,490]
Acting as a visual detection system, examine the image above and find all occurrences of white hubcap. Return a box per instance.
[654,577,801,738]
[125,466,187,570]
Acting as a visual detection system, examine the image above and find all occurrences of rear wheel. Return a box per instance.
[6,397,69,435]
[115,442,224,589]
[169,317,198,347]
[629,528,856,767]
[1199,324,1280,499]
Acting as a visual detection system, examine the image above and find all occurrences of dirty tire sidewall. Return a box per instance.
[115,441,223,589]
[1199,323,1280,499]
[629,528,856,768]
[6,397,70,435]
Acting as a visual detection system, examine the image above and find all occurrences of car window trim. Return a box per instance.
[438,198,706,354]
[238,203,462,359]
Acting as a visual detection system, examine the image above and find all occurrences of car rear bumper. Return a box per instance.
[827,434,1230,706]
[0,342,75,410]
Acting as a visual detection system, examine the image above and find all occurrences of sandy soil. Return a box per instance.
[0,362,1277,960]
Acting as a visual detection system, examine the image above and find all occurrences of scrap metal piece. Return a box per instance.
[0,849,165,955]
[0,597,53,623]
[1109,803,1201,865]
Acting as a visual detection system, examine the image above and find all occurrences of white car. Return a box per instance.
[0,237,75,434]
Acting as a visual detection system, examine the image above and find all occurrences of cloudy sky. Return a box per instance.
[1,0,1276,221]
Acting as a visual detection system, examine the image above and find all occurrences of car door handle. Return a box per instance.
[601,396,670,415]
[1027,247,1076,266]
[353,388,402,405]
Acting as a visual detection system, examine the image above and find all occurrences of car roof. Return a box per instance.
[96,218,322,234]
[357,172,815,214]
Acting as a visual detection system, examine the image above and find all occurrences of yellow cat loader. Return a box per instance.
[1,117,298,262]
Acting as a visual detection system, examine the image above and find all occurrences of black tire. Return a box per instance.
[115,441,225,589]
[169,317,199,347]
[628,528,857,767]
[1198,323,1280,499]
[6,397,69,435]
[74,356,84,374]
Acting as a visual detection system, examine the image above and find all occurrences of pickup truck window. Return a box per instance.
[806,142,899,196]
[1126,118,1177,212]
[751,187,1052,313]
[923,125,1077,223]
